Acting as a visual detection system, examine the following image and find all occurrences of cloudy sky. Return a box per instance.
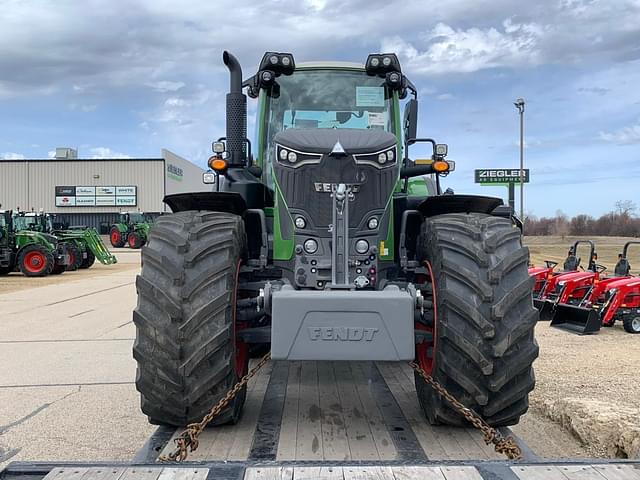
[1,0,639,216]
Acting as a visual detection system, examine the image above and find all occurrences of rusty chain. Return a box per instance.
[159,352,271,462]
[408,361,522,460]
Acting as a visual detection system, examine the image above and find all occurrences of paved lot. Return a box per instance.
[0,255,155,469]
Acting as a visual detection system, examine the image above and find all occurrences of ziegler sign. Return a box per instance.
[55,185,137,207]
[474,168,530,184]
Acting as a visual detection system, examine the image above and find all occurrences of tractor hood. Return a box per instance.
[274,128,396,155]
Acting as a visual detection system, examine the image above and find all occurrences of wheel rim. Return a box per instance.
[232,260,249,377]
[415,261,437,376]
[69,251,75,267]
[111,230,120,244]
[128,235,136,247]
[633,317,640,332]
[24,251,46,273]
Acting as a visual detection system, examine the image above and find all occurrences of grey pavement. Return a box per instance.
[0,257,155,468]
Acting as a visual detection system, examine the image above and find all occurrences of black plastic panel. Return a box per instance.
[417,195,503,218]
[163,192,247,215]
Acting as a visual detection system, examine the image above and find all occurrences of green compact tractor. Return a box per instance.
[0,210,69,276]
[110,212,152,249]
[14,212,118,270]
[133,51,538,428]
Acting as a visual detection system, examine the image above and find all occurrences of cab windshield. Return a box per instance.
[14,215,44,231]
[263,69,395,181]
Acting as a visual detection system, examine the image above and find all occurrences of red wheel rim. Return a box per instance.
[415,261,437,376]
[69,251,75,267]
[111,230,120,244]
[232,260,249,378]
[128,235,135,247]
[24,251,46,273]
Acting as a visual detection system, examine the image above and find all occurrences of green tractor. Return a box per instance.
[14,211,117,270]
[133,51,538,428]
[110,212,153,249]
[0,210,70,276]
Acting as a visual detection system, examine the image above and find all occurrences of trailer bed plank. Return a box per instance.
[342,466,395,480]
[317,362,350,461]
[511,466,571,480]
[42,468,91,480]
[156,469,209,480]
[553,465,610,480]
[294,361,324,460]
[333,362,388,460]
[439,466,484,480]
[391,466,446,480]
[291,466,344,480]
[118,468,163,480]
[376,363,448,460]
[276,362,301,460]
[350,362,397,460]
[592,465,640,480]
[244,467,294,480]
[223,360,272,460]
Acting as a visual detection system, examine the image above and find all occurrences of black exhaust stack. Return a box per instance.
[223,51,247,167]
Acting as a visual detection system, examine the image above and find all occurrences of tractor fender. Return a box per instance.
[416,194,504,218]
[113,223,129,233]
[164,192,248,215]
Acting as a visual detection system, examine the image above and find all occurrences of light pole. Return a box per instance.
[514,98,525,231]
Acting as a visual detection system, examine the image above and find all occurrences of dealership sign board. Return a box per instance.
[474,169,530,185]
[55,185,137,207]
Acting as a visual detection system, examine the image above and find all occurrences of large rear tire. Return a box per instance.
[133,211,249,426]
[415,213,538,426]
[80,250,96,269]
[18,245,54,277]
[110,227,125,248]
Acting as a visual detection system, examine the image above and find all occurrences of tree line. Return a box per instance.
[525,200,640,237]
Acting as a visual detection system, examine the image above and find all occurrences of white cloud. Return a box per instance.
[599,120,640,145]
[436,93,455,100]
[382,20,545,75]
[88,147,131,159]
[147,81,186,93]
[1,152,25,160]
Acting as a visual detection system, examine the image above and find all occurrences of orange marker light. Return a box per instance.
[433,160,449,173]
[208,156,227,172]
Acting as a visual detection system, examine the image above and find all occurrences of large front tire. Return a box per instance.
[415,213,538,426]
[133,211,249,426]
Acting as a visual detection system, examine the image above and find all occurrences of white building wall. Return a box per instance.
[162,149,209,199]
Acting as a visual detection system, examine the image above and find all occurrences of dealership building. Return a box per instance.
[0,148,208,232]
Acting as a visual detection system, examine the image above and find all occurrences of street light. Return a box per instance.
[514,98,525,232]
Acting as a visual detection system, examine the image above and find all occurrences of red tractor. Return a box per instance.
[528,260,558,297]
[533,240,602,320]
[551,241,640,334]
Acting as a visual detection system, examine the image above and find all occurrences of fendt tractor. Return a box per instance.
[110,211,153,248]
[13,211,117,269]
[133,51,539,430]
[0,209,69,276]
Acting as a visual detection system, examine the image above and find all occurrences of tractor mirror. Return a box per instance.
[403,99,418,144]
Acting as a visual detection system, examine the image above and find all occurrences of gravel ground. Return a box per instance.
[524,319,640,458]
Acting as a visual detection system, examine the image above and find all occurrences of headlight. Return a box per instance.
[304,239,318,254]
[367,217,378,230]
[295,217,306,229]
[276,145,322,168]
[354,146,397,168]
[355,239,369,254]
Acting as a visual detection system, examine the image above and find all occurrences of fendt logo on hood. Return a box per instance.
[314,183,361,193]
[308,326,378,342]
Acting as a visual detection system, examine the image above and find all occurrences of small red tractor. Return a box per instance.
[551,241,640,334]
[533,240,602,321]
[528,260,558,297]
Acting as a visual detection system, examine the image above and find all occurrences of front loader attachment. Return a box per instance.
[82,228,117,264]
[534,299,555,321]
[550,303,601,335]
